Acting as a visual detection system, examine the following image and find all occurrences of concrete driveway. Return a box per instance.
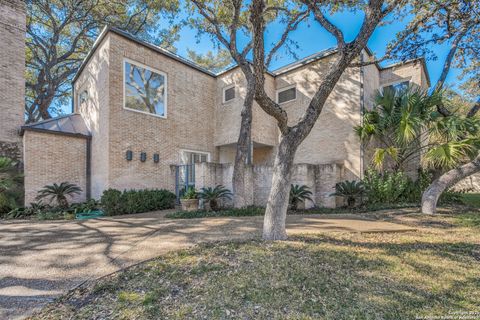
[0,212,415,319]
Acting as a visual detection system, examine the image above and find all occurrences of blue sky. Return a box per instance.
[171,9,460,88]
[60,8,462,115]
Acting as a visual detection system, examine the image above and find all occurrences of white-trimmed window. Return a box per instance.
[223,85,235,103]
[382,80,409,94]
[181,149,210,164]
[124,59,167,118]
[277,85,297,104]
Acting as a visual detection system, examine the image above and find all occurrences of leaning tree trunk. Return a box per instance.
[422,155,480,214]
[232,84,254,208]
[263,136,298,240]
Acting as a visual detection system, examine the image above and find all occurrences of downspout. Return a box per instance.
[71,86,75,113]
[359,53,365,180]
[86,137,92,200]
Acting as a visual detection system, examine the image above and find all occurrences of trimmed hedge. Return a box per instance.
[101,188,176,216]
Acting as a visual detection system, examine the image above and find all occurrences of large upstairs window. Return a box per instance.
[124,59,167,118]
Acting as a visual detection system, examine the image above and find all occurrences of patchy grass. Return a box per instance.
[30,211,480,320]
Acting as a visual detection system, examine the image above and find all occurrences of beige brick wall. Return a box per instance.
[68,29,435,201]
[276,54,363,178]
[74,35,111,199]
[0,0,25,159]
[380,61,428,88]
[215,68,277,148]
[106,33,217,194]
[196,162,344,208]
[23,131,87,205]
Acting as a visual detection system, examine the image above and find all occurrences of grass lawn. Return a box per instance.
[30,212,480,320]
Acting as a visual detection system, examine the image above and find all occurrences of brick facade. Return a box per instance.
[23,28,431,206]
[0,0,25,160]
[23,131,88,204]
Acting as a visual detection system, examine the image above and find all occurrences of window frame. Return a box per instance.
[123,58,168,119]
[276,84,297,104]
[381,79,410,94]
[181,149,211,164]
[222,84,236,104]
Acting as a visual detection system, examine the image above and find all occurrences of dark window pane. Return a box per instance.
[224,86,235,102]
[278,87,296,103]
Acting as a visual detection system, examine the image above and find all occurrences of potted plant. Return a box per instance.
[289,184,313,210]
[331,180,365,208]
[180,187,199,212]
[197,185,233,211]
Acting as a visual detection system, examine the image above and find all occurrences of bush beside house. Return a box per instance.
[101,188,176,216]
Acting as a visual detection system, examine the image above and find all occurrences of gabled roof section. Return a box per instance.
[21,114,91,138]
[73,26,217,83]
[380,58,431,87]
[272,48,338,76]
[73,26,431,85]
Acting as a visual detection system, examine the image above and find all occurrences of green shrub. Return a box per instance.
[362,168,425,205]
[100,189,123,216]
[101,188,176,216]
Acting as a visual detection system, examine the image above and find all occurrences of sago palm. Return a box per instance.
[331,180,365,208]
[36,182,82,208]
[197,185,232,211]
[289,184,313,210]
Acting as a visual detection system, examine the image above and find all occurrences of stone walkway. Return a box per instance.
[0,212,415,319]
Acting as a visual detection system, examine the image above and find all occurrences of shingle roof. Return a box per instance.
[21,114,90,137]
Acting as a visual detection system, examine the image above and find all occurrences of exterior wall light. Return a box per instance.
[153,153,159,163]
[140,152,147,162]
[126,150,133,161]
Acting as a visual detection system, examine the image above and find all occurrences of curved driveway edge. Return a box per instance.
[0,211,415,319]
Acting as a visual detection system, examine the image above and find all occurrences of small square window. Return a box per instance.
[79,90,88,104]
[223,86,235,103]
[277,87,296,104]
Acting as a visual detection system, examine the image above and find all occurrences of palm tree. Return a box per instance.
[36,182,82,208]
[331,180,365,208]
[356,86,480,172]
[289,184,313,210]
[197,185,232,211]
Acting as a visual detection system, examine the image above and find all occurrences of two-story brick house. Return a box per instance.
[21,27,430,207]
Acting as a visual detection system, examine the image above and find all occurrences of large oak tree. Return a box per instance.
[189,0,307,208]
[249,0,405,240]
[25,0,179,123]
